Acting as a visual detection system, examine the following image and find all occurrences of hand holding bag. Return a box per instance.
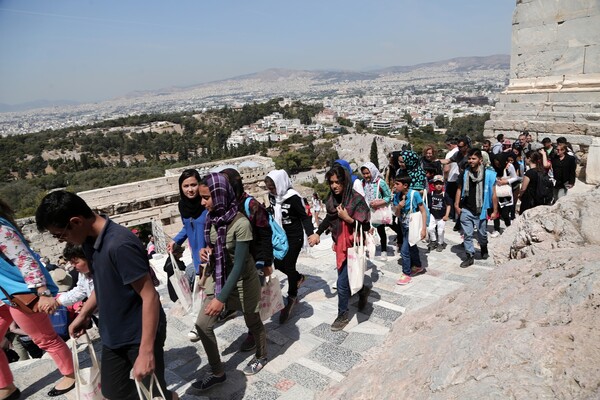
[135,374,167,400]
[365,231,377,260]
[190,274,206,316]
[369,180,393,226]
[67,333,105,400]
[168,252,192,311]
[347,222,366,295]
[408,191,424,247]
[259,273,285,321]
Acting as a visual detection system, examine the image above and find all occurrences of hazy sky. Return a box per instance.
[0,0,515,105]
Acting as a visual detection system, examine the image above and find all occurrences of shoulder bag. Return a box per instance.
[408,191,424,247]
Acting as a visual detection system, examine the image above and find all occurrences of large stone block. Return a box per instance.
[558,14,600,48]
[584,44,600,74]
[586,137,600,184]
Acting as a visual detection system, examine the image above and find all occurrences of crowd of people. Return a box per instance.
[0,131,579,399]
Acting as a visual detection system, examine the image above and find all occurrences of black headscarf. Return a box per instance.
[178,169,205,219]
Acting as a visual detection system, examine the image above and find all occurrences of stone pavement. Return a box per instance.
[12,226,496,399]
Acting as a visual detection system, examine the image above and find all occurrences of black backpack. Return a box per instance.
[535,171,554,206]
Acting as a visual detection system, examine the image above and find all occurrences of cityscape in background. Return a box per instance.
[0,55,509,137]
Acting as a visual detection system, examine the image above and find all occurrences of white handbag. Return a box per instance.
[347,222,366,295]
[168,252,192,311]
[68,333,105,400]
[369,180,393,226]
[259,273,285,321]
[135,373,167,400]
[408,191,424,246]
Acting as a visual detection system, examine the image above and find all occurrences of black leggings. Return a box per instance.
[274,235,303,299]
[493,206,512,231]
[376,224,387,252]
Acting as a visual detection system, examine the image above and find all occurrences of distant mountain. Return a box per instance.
[0,99,80,113]
[374,54,510,74]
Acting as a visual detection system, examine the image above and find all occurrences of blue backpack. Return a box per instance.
[244,197,289,260]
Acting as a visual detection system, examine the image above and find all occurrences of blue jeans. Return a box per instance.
[337,260,350,316]
[401,224,421,276]
[460,208,488,255]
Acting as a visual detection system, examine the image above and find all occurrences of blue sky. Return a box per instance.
[0,0,515,105]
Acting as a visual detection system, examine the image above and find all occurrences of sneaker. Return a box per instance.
[410,266,426,276]
[240,333,256,352]
[379,253,388,261]
[243,357,267,376]
[480,245,489,260]
[331,312,350,331]
[489,230,500,238]
[396,274,412,285]
[427,242,437,251]
[296,274,306,288]
[188,329,200,343]
[192,373,227,391]
[436,243,447,252]
[460,253,474,268]
[357,286,371,311]
[279,296,297,324]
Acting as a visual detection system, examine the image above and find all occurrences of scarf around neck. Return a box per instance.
[203,173,238,296]
[463,165,485,214]
[267,169,301,227]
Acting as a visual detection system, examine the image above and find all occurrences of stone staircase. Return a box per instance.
[12,226,498,399]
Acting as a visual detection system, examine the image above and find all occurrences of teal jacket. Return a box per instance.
[459,168,497,220]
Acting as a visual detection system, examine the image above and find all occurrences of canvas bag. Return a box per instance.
[168,252,192,312]
[347,222,366,295]
[408,191,424,246]
[495,169,513,198]
[365,231,377,260]
[67,333,105,400]
[259,273,285,321]
[369,180,393,226]
[135,373,167,400]
[190,274,206,316]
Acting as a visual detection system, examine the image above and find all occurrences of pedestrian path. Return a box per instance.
[12,227,496,399]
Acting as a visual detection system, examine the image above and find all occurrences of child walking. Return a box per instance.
[427,175,451,252]
[393,173,427,285]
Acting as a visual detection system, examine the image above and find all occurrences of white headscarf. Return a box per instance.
[266,169,302,227]
[361,162,382,203]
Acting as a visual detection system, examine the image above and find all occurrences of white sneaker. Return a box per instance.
[188,329,200,342]
[379,254,388,261]
[490,230,500,238]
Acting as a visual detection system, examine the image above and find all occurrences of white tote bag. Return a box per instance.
[259,273,285,321]
[168,252,192,311]
[370,180,393,226]
[347,222,366,295]
[135,373,167,400]
[365,231,377,260]
[190,274,206,316]
[68,333,105,400]
[408,191,424,246]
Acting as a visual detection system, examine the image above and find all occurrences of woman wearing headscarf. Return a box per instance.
[221,168,272,352]
[264,170,314,324]
[167,169,208,341]
[333,159,365,197]
[308,165,371,332]
[398,150,427,192]
[360,162,392,260]
[191,173,267,391]
[383,151,402,190]
[0,199,75,399]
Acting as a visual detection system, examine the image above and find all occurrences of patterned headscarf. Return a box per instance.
[401,150,426,191]
[360,162,382,204]
[203,172,238,296]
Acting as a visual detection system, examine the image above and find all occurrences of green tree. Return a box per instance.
[337,117,352,127]
[369,138,379,169]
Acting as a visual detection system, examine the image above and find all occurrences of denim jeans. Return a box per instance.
[460,208,488,255]
[400,224,421,276]
[337,260,350,316]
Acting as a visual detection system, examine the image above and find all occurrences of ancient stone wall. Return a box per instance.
[484,0,600,181]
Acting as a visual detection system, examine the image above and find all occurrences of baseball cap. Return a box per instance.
[433,175,444,183]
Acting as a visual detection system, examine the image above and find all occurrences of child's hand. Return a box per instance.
[420,227,427,240]
[442,216,449,221]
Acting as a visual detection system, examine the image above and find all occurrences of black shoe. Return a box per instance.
[460,253,474,268]
[296,274,306,288]
[2,388,20,400]
[427,242,438,251]
[453,224,461,232]
[240,333,256,352]
[279,296,297,324]
[480,245,489,260]
[48,383,75,397]
[357,286,371,311]
[436,243,447,252]
[192,373,227,391]
[217,309,237,324]
[331,312,349,331]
